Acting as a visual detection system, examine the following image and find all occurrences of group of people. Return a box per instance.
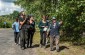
[12,11,35,50]
[12,11,63,52]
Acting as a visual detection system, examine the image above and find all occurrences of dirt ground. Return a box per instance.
[0,29,85,55]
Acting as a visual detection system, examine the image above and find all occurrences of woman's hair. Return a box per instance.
[16,18,19,22]
[27,14,34,20]
[41,15,46,18]
[19,11,26,19]
[19,11,25,16]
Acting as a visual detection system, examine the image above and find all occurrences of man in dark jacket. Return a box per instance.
[19,11,27,50]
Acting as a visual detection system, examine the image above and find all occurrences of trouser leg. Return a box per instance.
[43,32,46,46]
[40,32,43,45]
[14,32,17,43]
[18,32,20,45]
[27,31,30,47]
[16,32,20,44]
[30,32,34,47]
[24,29,28,46]
[16,32,19,44]
[46,31,50,45]
[20,29,25,48]
[50,36,54,50]
[47,32,50,43]
[46,37,48,45]
[55,35,60,51]
[20,30,23,47]
[16,32,18,44]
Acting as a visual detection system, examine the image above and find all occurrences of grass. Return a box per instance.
[32,30,85,55]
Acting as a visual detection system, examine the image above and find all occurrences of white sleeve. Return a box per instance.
[59,22,61,24]
[12,22,15,28]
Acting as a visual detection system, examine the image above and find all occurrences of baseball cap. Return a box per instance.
[52,17,56,20]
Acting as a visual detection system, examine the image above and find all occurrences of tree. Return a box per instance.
[15,0,85,44]
[10,11,19,19]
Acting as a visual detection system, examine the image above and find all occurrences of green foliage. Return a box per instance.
[0,17,13,28]
[0,22,4,28]
[0,11,19,28]
[15,0,85,43]
[10,11,20,19]
[15,0,60,20]
[57,0,85,43]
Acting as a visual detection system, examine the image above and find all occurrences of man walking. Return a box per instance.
[50,17,62,52]
[19,11,27,50]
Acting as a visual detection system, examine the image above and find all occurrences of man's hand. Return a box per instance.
[59,21,63,25]
[20,18,26,25]
[45,26,48,28]
[42,26,45,28]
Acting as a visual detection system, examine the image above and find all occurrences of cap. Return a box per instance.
[28,14,33,17]
[52,17,56,20]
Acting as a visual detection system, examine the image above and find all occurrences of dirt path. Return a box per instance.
[0,29,85,55]
[0,29,37,55]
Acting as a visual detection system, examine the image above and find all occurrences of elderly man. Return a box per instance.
[50,17,62,52]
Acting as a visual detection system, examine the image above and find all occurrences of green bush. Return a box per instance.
[57,1,85,44]
[0,18,13,28]
[0,22,4,28]
[6,22,12,28]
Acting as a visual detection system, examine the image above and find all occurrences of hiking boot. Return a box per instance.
[21,47,25,50]
[50,48,53,51]
[40,44,42,48]
[56,49,60,52]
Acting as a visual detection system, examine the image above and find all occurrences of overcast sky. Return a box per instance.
[0,0,23,15]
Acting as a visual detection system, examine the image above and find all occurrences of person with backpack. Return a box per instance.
[12,18,20,45]
[38,15,49,48]
[19,11,27,50]
[49,17,63,52]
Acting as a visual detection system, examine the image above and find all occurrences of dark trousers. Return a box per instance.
[20,29,28,48]
[27,30,34,47]
[14,32,19,44]
[40,31,47,46]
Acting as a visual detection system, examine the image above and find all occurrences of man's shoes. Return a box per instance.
[50,49,53,51]
[27,45,29,48]
[44,45,47,49]
[50,48,54,51]
[21,47,25,50]
[21,46,26,50]
[56,49,60,52]
[30,45,32,48]
[40,44,42,48]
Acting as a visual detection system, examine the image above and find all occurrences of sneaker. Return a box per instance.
[21,47,25,50]
[50,49,53,51]
[44,45,47,49]
[40,44,42,48]
[27,46,29,48]
[30,45,32,48]
[56,49,60,52]
[50,48,53,51]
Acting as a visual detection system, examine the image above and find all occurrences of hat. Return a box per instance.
[27,14,33,17]
[52,17,56,20]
